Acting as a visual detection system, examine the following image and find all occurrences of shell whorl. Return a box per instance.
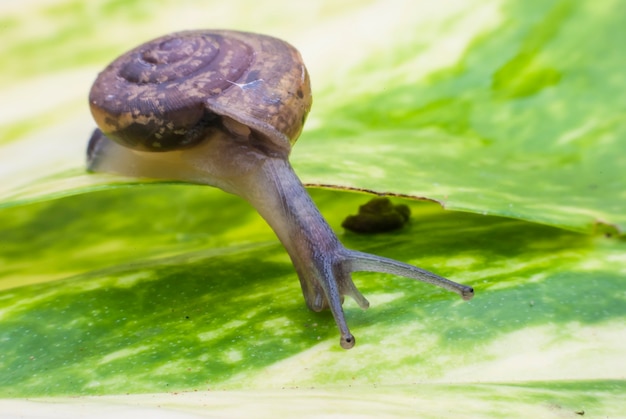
[89,30,311,152]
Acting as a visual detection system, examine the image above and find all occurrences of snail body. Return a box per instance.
[87,30,473,349]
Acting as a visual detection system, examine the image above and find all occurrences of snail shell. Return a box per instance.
[89,30,312,153]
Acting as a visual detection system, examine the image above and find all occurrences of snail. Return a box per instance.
[86,30,474,349]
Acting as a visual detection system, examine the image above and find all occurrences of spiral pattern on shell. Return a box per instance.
[89,30,312,152]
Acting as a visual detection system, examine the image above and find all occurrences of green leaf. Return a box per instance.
[297,0,626,234]
[1,188,624,400]
[0,382,623,418]
[1,0,625,234]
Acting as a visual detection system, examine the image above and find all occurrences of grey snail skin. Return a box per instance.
[86,30,474,349]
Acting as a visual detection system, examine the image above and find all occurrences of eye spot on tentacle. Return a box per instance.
[340,334,355,349]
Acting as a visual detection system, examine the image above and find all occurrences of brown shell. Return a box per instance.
[89,30,312,152]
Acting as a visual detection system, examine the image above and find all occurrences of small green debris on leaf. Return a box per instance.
[341,197,410,234]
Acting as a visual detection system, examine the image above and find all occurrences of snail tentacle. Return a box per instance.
[343,250,475,301]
